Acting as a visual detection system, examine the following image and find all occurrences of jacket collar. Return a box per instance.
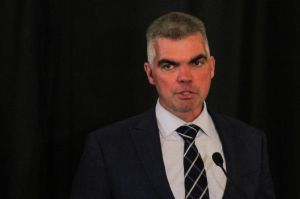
[130,108,175,199]
[209,111,253,199]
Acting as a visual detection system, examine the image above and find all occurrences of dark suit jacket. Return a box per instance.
[70,108,275,199]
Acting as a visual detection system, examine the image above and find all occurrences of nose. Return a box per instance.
[177,65,193,83]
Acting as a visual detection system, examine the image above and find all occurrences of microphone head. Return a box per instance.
[212,152,224,167]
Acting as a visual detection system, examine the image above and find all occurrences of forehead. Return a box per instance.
[153,33,207,62]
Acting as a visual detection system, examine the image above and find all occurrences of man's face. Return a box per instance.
[144,33,215,121]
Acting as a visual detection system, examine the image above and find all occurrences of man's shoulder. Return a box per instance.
[89,108,156,139]
[209,111,265,138]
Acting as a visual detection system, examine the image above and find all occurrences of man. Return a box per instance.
[71,12,275,199]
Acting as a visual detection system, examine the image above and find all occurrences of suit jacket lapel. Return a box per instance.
[130,108,175,199]
[210,112,243,199]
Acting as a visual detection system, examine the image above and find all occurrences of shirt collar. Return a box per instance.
[155,100,213,138]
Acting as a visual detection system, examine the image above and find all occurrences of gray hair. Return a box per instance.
[146,12,210,66]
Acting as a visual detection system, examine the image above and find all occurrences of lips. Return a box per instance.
[175,90,196,99]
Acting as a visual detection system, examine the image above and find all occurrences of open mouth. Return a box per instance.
[176,91,196,99]
[181,91,193,96]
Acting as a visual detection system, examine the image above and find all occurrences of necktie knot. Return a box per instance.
[176,124,200,141]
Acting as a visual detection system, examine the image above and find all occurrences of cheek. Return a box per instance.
[155,77,168,90]
[195,72,212,88]
[154,76,174,93]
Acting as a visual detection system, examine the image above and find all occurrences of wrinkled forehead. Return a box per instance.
[147,32,210,66]
[151,34,208,64]
[151,33,208,55]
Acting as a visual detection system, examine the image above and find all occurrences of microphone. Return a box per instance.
[212,152,229,178]
[212,152,251,199]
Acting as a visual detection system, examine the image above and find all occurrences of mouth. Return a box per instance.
[175,90,197,99]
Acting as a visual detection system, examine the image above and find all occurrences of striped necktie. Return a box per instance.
[176,124,209,199]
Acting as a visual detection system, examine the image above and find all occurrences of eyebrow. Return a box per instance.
[157,54,208,67]
[157,59,180,67]
[188,54,208,64]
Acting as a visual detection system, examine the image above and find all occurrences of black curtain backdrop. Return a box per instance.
[1,0,299,198]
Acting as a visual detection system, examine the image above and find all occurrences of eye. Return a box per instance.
[160,63,175,70]
[192,58,206,67]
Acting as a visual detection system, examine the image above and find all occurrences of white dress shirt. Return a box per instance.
[155,101,227,199]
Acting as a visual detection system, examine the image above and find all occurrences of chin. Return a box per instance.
[173,105,194,113]
[173,102,202,113]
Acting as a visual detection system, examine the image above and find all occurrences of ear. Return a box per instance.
[209,56,215,79]
[144,62,155,85]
